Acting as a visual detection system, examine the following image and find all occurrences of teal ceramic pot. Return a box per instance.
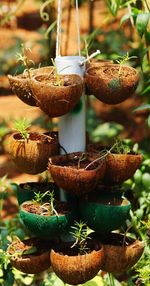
[79,193,131,233]
[19,201,75,238]
[16,182,59,205]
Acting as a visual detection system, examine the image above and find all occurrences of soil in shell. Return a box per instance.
[83,193,128,206]
[88,66,136,78]
[8,238,51,257]
[13,132,56,143]
[34,75,79,87]
[22,201,70,216]
[53,239,102,256]
[97,233,136,247]
[51,153,103,170]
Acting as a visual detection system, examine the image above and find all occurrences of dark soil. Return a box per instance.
[8,238,51,257]
[54,239,101,256]
[13,132,56,143]
[22,201,70,216]
[88,65,136,78]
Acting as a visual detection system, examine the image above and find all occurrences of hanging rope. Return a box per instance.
[56,0,62,57]
[75,0,81,56]
[56,0,81,57]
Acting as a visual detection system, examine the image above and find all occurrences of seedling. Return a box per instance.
[32,190,50,205]
[70,221,93,255]
[111,138,131,154]
[33,190,58,216]
[8,237,37,260]
[51,58,63,87]
[16,43,34,80]
[116,52,137,76]
[14,118,31,140]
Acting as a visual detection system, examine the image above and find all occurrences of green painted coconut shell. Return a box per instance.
[20,201,74,238]
[79,193,131,233]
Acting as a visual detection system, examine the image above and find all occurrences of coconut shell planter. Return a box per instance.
[48,152,106,196]
[19,200,75,238]
[8,237,51,274]
[8,66,54,106]
[16,182,59,205]
[97,232,144,274]
[31,74,83,117]
[8,131,59,174]
[87,143,142,184]
[79,192,131,233]
[85,64,139,104]
[50,240,104,285]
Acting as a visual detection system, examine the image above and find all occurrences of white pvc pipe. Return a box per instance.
[55,56,86,153]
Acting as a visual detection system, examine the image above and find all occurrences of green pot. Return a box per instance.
[19,201,75,238]
[79,193,131,233]
[16,182,59,205]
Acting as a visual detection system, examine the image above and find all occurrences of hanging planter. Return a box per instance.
[19,198,75,238]
[98,233,144,274]
[79,192,131,233]
[7,237,51,274]
[85,64,139,104]
[8,132,59,174]
[48,152,106,196]
[87,143,142,184]
[31,74,84,117]
[16,182,59,205]
[8,66,54,106]
[50,221,104,285]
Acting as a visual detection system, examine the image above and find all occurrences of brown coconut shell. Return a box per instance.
[8,237,51,274]
[8,132,59,174]
[48,152,106,195]
[99,233,144,274]
[8,66,54,106]
[104,153,142,184]
[50,240,104,285]
[85,64,139,104]
[31,74,84,117]
[87,144,142,184]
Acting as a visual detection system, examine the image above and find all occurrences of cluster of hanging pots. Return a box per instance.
[7,62,144,285]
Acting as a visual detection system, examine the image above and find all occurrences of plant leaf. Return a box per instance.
[133,104,150,112]
[136,13,150,38]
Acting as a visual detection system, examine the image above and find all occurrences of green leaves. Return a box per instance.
[14,118,31,140]
[133,104,150,112]
[107,0,121,17]
[136,13,150,38]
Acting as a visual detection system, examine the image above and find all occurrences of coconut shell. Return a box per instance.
[104,153,142,184]
[8,238,51,274]
[85,64,139,104]
[87,144,142,184]
[50,241,104,285]
[99,233,144,274]
[79,193,131,233]
[8,66,54,106]
[19,201,74,238]
[48,152,106,196]
[31,74,84,117]
[8,132,59,174]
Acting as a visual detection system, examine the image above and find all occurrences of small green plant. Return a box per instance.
[70,221,93,255]
[111,138,132,154]
[116,52,137,76]
[16,44,34,80]
[32,190,50,205]
[33,190,58,216]
[51,58,63,87]
[14,118,31,140]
